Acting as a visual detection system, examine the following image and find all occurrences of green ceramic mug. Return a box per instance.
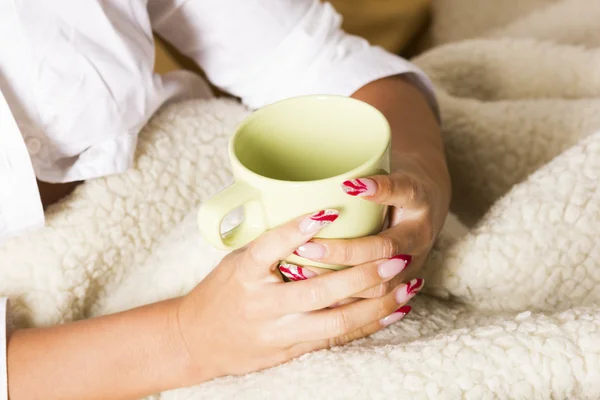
[197,95,391,270]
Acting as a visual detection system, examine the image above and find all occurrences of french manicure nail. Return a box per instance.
[294,242,328,260]
[341,178,377,197]
[378,255,412,278]
[299,210,339,234]
[396,278,424,303]
[279,263,317,281]
[392,254,412,268]
[380,305,412,326]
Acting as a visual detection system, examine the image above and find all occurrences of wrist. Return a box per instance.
[162,297,208,388]
[7,298,208,399]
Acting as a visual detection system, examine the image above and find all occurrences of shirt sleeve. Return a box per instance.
[0,88,45,242]
[0,298,10,400]
[147,0,438,113]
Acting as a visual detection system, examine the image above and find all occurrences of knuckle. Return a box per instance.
[377,297,392,318]
[378,176,394,197]
[327,311,353,337]
[330,335,348,347]
[246,241,266,265]
[329,241,354,265]
[362,282,390,299]
[355,263,377,289]
[373,282,392,298]
[408,176,421,203]
[331,327,367,347]
[300,282,328,307]
[340,242,356,265]
[380,235,398,259]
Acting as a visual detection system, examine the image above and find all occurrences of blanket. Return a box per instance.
[1,0,599,398]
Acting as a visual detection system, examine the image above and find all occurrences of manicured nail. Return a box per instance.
[392,254,412,267]
[279,263,317,281]
[380,305,412,326]
[341,178,377,197]
[299,210,339,234]
[396,278,424,303]
[294,242,328,260]
[377,255,412,278]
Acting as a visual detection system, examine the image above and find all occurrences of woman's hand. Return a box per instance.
[7,209,414,400]
[175,209,416,384]
[281,160,447,300]
[278,75,451,305]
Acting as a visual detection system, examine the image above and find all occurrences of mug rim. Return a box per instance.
[228,94,391,186]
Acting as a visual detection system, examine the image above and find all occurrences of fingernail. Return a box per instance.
[341,178,377,197]
[380,305,412,326]
[392,254,412,267]
[299,210,339,234]
[279,263,317,281]
[396,278,424,303]
[294,242,328,260]
[377,255,412,278]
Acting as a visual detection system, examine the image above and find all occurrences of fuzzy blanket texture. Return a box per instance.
[2,0,600,398]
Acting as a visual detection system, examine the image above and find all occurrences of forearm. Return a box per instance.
[7,298,196,400]
[352,75,451,224]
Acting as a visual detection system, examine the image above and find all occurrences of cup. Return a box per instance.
[197,95,390,270]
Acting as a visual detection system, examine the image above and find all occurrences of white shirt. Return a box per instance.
[0,0,436,397]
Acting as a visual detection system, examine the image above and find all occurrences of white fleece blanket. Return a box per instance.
[2,0,600,398]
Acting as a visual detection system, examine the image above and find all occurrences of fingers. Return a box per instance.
[279,256,420,300]
[278,263,318,282]
[296,217,434,266]
[288,319,385,357]
[287,278,422,342]
[341,173,429,208]
[237,209,338,279]
[274,255,413,313]
[288,305,413,358]
[309,173,435,267]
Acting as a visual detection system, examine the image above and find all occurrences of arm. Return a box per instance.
[7,299,196,400]
[7,212,413,399]
[292,75,450,298]
[148,0,436,111]
[149,0,447,304]
[352,75,450,232]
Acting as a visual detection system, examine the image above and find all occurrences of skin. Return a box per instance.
[295,75,451,301]
[8,211,415,399]
[10,75,449,399]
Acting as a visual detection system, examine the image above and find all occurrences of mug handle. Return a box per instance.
[197,182,266,250]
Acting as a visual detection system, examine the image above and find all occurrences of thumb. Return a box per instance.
[239,210,339,279]
[341,175,421,207]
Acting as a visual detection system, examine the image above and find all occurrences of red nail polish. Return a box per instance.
[341,178,377,196]
[309,210,339,223]
[405,278,424,295]
[279,263,316,281]
[391,254,412,268]
[341,179,368,196]
[395,305,412,315]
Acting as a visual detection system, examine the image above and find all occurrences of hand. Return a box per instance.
[279,158,446,302]
[278,75,450,306]
[174,209,416,384]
